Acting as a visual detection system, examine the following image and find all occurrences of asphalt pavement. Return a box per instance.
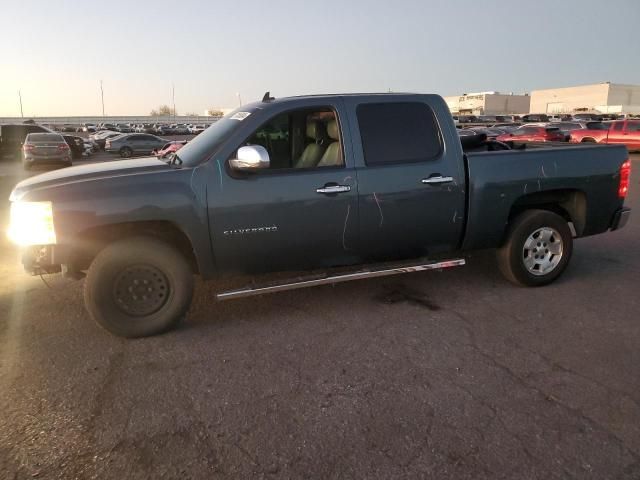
[0,151,638,479]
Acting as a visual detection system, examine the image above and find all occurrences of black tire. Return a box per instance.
[84,236,194,338]
[581,138,596,143]
[120,146,133,158]
[497,209,573,287]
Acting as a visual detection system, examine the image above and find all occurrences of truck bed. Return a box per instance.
[461,144,628,250]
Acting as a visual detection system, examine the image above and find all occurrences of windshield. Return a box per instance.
[176,108,254,166]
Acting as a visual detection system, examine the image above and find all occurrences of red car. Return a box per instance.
[152,140,187,158]
[569,120,640,151]
[496,125,566,143]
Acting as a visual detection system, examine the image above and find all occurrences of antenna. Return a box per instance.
[262,91,274,102]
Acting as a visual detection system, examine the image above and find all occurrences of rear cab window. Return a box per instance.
[356,102,442,165]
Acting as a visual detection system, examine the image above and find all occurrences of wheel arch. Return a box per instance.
[69,220,199,274]
[508,189,587,237]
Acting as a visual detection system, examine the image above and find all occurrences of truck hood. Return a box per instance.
[10,157,172,201]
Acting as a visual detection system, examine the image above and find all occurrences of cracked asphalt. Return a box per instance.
[0,153,638,479]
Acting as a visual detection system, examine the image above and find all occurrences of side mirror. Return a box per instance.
[229,145,270,172]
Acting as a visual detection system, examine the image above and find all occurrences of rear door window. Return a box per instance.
[626,121,640,131]
[356,102,442,165]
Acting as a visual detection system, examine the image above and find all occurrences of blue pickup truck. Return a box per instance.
[7,93,631,337]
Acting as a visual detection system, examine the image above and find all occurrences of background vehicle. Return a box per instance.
[172,124,190,134]
[496,125,565,143]
[152,140,187,158]
[90,131,122,150]
[552,121,608,140]
[22,132,72,169]
[573,113,603,121]
[465,126,511,140]
[105,133,166,158]
[521,114,549,123]
[62,134,85,159]
[8,93,630,338]
[190,124,206,134]
[0,124,53,158]
[569,119,640,151]
[82,123,97,133]
[116,124,134,133]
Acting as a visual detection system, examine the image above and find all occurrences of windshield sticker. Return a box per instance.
[230,112,251,121]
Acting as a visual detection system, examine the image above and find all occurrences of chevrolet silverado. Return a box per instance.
[6,93,632,337]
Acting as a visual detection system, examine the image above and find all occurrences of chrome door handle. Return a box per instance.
[317,185,351,194]
[422,176,453,185]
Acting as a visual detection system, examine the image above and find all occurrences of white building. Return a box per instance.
[444,91,531,115]
[529,83,640,115]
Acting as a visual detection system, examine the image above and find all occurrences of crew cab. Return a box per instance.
[6,93,631,338]
[569,119,640,151]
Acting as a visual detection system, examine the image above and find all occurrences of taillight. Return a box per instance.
[23,144,34,151]
[58,144,70,151]
[619,160,631,198]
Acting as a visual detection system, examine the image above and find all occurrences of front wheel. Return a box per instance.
[497,210,573,287]
[120,147,133,158]
[84,236,194,338]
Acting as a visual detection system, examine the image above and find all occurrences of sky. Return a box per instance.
[1,0,639,117]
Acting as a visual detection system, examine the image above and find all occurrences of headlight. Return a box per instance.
[7,201,57,246]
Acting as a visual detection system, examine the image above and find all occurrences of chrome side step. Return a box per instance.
[216,258,465,301]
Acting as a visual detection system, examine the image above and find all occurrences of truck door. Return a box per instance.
[207,101,361,273]
[346,97,466,259]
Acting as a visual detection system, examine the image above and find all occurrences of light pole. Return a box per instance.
[100,80,105,117]
[172,83,176,119]
[236,92,242,107]
[18,90,24,118]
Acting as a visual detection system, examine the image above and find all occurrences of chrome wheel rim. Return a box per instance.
[522,227,563,276]
[113,264,170,316]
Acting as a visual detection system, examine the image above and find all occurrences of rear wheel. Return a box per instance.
[581,138,596,143]
[497,210,573,287]
[84,236,194,338]
[120,146,133,158]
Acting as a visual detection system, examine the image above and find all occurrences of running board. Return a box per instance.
[216,258,465,301]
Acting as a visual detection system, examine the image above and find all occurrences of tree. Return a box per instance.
[207,109,224,117]
[150,105,174,116]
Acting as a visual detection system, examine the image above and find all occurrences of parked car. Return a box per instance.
[190,124,206,135]
[552,121,608,139]
[105,133,166,158]
[521,114,550,123]
[172,124,191,135]
[82,123,97,133]
[569,119,640,151]
[496,125,565,143]
[83,138,96,156]
[7,93,631,338]
[0,123,53,158]
[90,131,122,150]
[465,127,511,140]
[22,132,72,169]
[156,125,175,135]
[116,124,134,133]
[152,140,187,158]
[62,135,85,159]
[457,115,478,124]
[573,113,603,122]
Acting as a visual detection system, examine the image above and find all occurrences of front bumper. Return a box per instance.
[21,245,68,275]
[611,207,631,231]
